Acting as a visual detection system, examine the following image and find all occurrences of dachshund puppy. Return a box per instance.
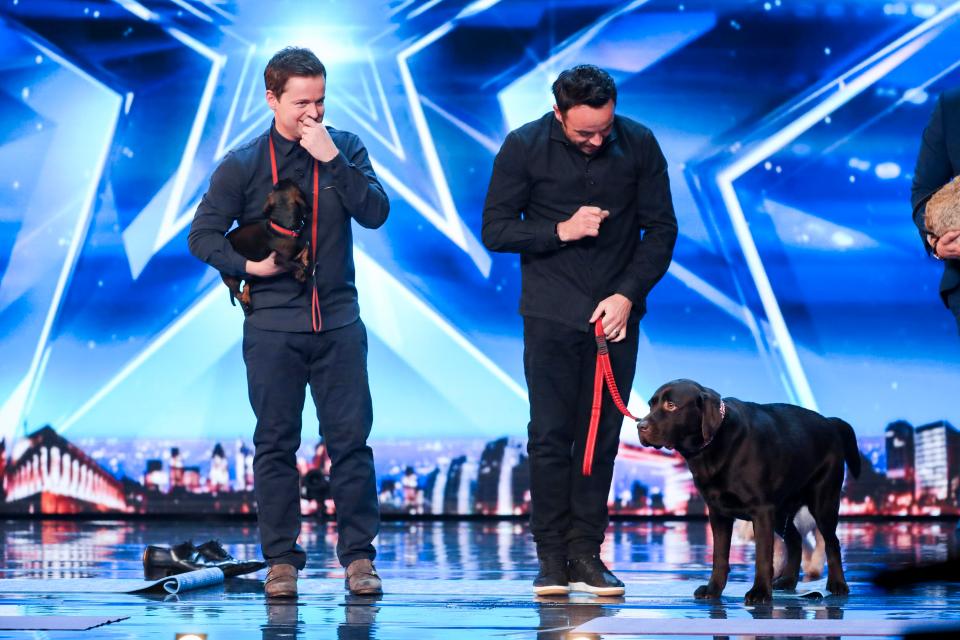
[638,379,860,604]
[221,179,310,313]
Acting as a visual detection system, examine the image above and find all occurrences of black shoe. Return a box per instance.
[196,539,231,562]
[196,540,266,578]
[567,555,625,596]
[142,542,197,579]
[142,540,266,579]
[533,555,570,596]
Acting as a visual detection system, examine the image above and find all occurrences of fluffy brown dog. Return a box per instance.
[638,379,860,604]
[925,175,960,240]
[221,179,310,313]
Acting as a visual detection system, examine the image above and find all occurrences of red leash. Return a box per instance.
[583,318,640,476]
[269,135,321,332]
[310,163,321,332]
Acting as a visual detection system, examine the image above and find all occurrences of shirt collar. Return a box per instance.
[270,121,299,157]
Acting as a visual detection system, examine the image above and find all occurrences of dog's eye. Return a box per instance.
[664,401,677,411]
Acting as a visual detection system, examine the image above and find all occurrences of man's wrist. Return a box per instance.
[555,222,567,244]
[317,147,340,164]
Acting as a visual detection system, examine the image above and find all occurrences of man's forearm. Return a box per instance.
[326,153,389,229]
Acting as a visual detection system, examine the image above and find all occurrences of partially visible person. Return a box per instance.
[911,88,960,332]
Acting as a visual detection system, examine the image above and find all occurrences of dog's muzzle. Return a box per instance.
[637,421,658,448]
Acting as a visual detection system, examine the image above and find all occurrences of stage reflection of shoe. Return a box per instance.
[344,594,382,625]
[533,555,570,596]
[265,602,299,626]
[567,555,625,597]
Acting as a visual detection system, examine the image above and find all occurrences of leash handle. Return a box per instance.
[583,318,639,476]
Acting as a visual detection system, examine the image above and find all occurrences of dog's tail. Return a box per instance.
[832,418,861,479]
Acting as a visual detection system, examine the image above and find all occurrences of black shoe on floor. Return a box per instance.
[142,540,266,579]
[567,555,625,596]
[196,539,232,562]
[533,555,570,596]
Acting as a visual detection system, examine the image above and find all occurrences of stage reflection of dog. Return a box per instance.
[220,179,310,313]
[638,379,860,604]
[734,507,826,581]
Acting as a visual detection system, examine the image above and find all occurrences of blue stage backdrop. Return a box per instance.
[1,0,958,516]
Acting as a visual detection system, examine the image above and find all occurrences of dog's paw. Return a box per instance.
[772,575,798,591]
[744,585,772,605]
[827,578,849,596]
[292,267,308,283]
[693,584,722,599]
[238,288,253,315]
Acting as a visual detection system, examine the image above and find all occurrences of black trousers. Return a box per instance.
[243,319,379,569]
[523,316,639,558]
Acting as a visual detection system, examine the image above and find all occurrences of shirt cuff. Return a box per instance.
[615,281,644,307]
[230,251,249,277]
[322,150,349,173]
[535,219,563,251]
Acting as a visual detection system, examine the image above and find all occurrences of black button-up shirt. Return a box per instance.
[482,112,678,331]
[188,123,389,332]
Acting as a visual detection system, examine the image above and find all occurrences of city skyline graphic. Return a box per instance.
[2,1,959,515]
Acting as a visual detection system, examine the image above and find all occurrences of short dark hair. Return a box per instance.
[264,47,326,97]
[552,64,617,113]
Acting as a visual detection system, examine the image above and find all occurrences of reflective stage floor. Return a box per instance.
[0,519,957,639]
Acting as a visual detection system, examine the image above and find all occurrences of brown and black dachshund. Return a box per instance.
[638,379,861,604]
[221,179,310,313]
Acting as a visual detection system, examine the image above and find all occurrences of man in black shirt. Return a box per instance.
[188,47,388,598]
[911,88,960,332]
[482,65,677,596]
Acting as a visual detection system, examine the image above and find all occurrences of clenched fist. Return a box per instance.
[557,206,610,242]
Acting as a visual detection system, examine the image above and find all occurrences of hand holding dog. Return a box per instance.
[589,293,632,341]
[299,118,339,163]
[246,251,285,278]
[930,229,960,259]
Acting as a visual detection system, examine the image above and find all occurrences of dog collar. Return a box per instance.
[268,219,300,238]
[686,399,726,458]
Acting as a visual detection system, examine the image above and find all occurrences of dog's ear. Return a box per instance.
[262,192,276,216]
[292,189,307,213]
[699,387,723,444]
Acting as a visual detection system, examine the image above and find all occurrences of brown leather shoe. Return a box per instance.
[264,563,298,599]
[345,559,382,595]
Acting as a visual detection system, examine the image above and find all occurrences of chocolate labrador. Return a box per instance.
[638,379,861,604]
[221,179,310,313]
